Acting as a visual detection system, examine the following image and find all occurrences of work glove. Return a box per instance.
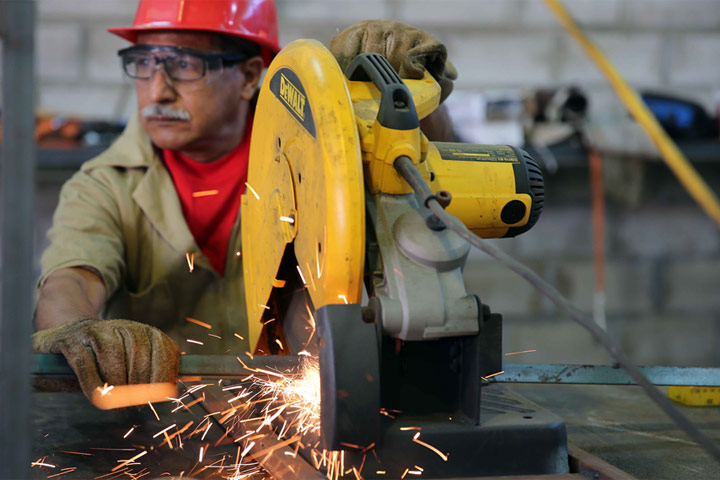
[329,20,457,103]
[32,318,180,404]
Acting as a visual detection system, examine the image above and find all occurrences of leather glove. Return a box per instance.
[329,19,457,103]
[32,318,180,403]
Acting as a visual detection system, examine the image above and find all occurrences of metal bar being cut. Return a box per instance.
[33,355,720,386]
[0,1,36,478]
[33,353,302,379]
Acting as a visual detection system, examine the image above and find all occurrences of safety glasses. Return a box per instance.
[118,45,249,82]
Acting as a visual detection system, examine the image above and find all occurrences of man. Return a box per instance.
[33,0,457,404]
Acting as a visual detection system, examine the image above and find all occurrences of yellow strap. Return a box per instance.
[544,0,720,229]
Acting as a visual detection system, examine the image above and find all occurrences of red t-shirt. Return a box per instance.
[162,118,252,276]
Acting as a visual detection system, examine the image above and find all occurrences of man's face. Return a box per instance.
[133,31,262,161]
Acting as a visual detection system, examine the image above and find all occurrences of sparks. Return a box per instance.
[186,317,212,329]
[412,432,448,461]
[296,265,307,285]
[482,370,505,380]
[59,451,92,456]
[504,349,537,356]
[199,446,205,463]
[245,182,260,200]
[185,252,195,272]
[234,333,245,340]
[279,215,295,224]
[187,339,204,345]
[98,383,114,396]
[153,423,177,438]
[111,450,147,472]
[192,189,219,198]
[123,426,136,439]
[201,422,213,441]
[338,294,348,304]
[148,401,160,421]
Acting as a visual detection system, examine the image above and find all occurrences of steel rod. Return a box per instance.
[33,353,302,379]
[499,364,720,387]
[0,1,36,478]
[33,354,720,387]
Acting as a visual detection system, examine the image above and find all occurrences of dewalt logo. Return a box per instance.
[279,74,306,121]
[270,68,316,138]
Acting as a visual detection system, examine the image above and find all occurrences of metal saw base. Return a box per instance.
[333,384,569,478]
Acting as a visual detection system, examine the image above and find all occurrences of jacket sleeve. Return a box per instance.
[39,167,126,299]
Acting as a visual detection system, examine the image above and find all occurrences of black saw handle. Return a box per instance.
[344,53,420,131]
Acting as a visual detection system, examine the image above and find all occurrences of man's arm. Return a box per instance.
[33,266,181,404]
[35,267,106,331]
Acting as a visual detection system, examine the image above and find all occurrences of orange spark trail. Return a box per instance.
[504,349,537,356]
[147,401,160,421]
[245,182,260,200]
[482,370,504,380]
[152,423,177,438]
[186,317,212,329]
[192,189,219,198]
[111,450,147,472]
[412,432,449,461]
[296,265,307,285]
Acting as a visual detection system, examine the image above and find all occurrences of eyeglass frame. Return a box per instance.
[117,44,251,82]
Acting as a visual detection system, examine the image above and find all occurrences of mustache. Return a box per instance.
[141,104,191,121]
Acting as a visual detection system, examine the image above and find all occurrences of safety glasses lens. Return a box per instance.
[121,52,207,81]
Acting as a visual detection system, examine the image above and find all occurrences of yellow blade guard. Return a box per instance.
[242,40,365,351]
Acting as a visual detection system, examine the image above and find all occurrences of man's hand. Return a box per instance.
[329,19,457,103]
[32,318,180,403]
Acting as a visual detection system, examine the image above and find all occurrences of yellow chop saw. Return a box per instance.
[241,40,563,478]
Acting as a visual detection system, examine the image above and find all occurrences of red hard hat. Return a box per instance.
[108,0,281,66]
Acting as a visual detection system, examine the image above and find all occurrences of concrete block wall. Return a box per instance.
[24,0,720,119]
[13,0,720,367]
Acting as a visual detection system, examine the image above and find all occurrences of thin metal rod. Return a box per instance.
[33,353,302,379]
[0,1,36,478]
[33,354,720,387]
[499,364,720,387]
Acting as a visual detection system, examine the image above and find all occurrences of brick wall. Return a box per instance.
[19,0,720,366]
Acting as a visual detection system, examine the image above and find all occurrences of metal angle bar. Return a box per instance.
[0,1,36,479]
[33,353,302,378]
[499,364,720,386]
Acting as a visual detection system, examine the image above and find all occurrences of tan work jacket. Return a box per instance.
[40,114,248,354]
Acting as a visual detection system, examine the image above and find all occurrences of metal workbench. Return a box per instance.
[29,383,720,479]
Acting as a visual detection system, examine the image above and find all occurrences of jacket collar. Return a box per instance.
[82,113,215,273]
